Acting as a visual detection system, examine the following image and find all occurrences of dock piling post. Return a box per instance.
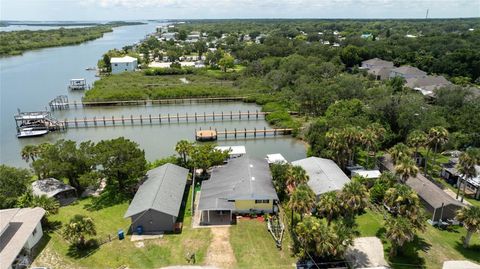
[149,114,152,124]
[159,114,161,123]
[221,111,224,120]
[140,115,143,124]
[213,112,215,121]
[254,127,256,137]
[84,117,87,127]
[103,116,106,126]
[244,128,247,138]
[195,112,197,122]
[112,116,115,126]
[94,117,97,126]
[256,110,259,119]
[168,114,170,123]
[248,110,250,119]
[234,128,237,138]
[230,111,232,120]
[225,128,227,139]
[239,110,241,120]
[186,112,188,123]
[203,112,206,122]
[264,127,266,137]
[131,115,133,125]
[177,113,179,123]
[121,115,124,125]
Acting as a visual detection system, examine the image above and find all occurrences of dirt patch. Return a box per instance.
[31,245,76,269]
[205,227,237,269]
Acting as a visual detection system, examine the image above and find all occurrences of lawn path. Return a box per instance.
[205,227,237,269]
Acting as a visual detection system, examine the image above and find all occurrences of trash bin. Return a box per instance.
[118,229,124,240]
[136,225,143,235]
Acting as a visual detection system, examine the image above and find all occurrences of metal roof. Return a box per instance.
[266,153,288,164]
[111,56,137,63]
[198,156,278,211]
[215,146,246,156]
[124,163,189,218]
[31,178,76,198]
[292,157,350,196]
[352,170,382,179]
[0,207,45,269]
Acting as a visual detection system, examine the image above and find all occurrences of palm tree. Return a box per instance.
[339,180,369,215]
[363,123,386,168]
[326,128,349,169]
[385,215,415,257]
[317,191,341,226]
[285,165,309,192]
[384,184,424,229]
[21,145,39,163]
[288,184,316,229]
[388,143,412,165]
[394,156,419,183]
[344,126,362,165]
[175,140,193,165]
[425,126,449,176]
[456,206,480,248]
[456,152,477,202]
[361,128,376,168]
[31,195,60,216]
[407,130,427,162]
[63,215,97,248]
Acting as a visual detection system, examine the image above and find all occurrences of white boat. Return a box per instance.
[17,128,49,138]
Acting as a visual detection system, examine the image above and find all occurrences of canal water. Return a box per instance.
[0,23,306,167]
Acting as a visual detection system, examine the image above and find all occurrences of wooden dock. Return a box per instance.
[50,96,248,110]
[195,127,294,141]
[61,110,267,128]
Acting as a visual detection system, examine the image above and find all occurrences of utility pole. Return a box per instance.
[425,9,429,19]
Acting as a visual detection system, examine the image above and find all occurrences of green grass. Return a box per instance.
[32,187,212,268]
[230,218,297,269]
[356,208,480,269]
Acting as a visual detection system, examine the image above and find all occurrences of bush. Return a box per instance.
[144,67,194,76]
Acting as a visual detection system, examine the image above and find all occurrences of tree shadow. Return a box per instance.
[30,233,52,262]
[83,189,129,211]
[453,241,480,263]
[44,220,62,232]
[66,239,99,259]
[388,235,429,268]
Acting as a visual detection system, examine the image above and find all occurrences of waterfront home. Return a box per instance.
[380,155,464,222]
[292,157,350,198]
[31,178,77,206]
[389,65,427,79]
[405,75,452,97]
[111,56,138,74]
[198,156,279,225]
[0,207,46,269]
[124,163,189,233]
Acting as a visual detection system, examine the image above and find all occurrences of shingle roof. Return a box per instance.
[198,156,278,211]
[362,58,394,68]
[31,178,76,198]
[292,157,350,196]
[124,163,189,218]
[0,207,45,269]
[391,65,427,76]
[405,75,451,89]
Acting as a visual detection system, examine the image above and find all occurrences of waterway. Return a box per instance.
[0,22,307,167]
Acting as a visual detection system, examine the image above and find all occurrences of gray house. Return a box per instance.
[124,163,189,233]
[360,58,394,80]
[31,178,77,206]
[389,65,427,79]
[292,157,350,198]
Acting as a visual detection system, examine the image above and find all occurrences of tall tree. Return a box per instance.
[286,165,309,191]
[288,184,315,229]
[21,144,39,163]
[394,156,419,183]
[0,165,32,209]
[389,143,412,165]
[95,137,146,195]
[455,152,477,202]
[218,53,235,72]
[385,215,416,257]
[339,180,369,215]
[456,206,480,248]
[407,130,427,161]
[63,215,97,248]
[426,126,449,176]
[384,184,425,229]
[175,140,193,166]
[317,191,341,225]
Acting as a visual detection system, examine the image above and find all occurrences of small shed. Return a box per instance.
[124,163,189,233]
[31,178,77,205]
[266,153,288,164]
[352,169,382,179]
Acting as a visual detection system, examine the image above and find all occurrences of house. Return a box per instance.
[406,75,452,97]
[266,153,288,164]
[292,157,350,198]
[0,207,46,269]
[380,155,464,221]
[31,178,77,205]
[124,163,189,233]
[198,156,279,225]
[161,32,177,41]
[352,169,382,179]
[361,33,373,39]
[111,56,138,74]
[389,65,427,79]
[361,58,394,80]
[215,145,246,158]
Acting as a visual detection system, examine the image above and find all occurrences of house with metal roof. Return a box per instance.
[124,163,189,233]
[291,157,350,198]
[198,156,279,225]
[389,65,427,79]
[31,178,77,206]
[0,207,45,269]
[110,55,138,74]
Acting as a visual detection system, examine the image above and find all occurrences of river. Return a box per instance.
[0,22,306,167]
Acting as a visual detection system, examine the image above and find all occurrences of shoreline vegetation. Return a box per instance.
[0,21,145,56]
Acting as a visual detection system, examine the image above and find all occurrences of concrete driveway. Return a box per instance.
[345,237,389,268]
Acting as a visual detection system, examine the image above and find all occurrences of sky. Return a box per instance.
[1,0,479,21]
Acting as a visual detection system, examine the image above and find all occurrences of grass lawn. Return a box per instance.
[230,218,297,269]
[32,186,212,268]
[356,208,480,269]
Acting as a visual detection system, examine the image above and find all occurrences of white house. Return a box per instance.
[111,56,138,74]
[0,207,46,269]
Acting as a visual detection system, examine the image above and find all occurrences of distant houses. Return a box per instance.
[111,56,138,74]
[361,57,453,97]
[292,157,350,198]
[198,156,279,225]
[0,207,46,269]
[124,163,189,233]
[31,178,77,206]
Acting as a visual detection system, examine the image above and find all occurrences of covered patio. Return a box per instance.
[200,210,233,226]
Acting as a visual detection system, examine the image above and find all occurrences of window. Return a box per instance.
[114,63,118,66]
[32,227,37,236]
[255,200,269,204]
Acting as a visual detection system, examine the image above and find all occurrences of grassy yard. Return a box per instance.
[230,218,297,269]
[32,187,212,268]
[356,209,480,269]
